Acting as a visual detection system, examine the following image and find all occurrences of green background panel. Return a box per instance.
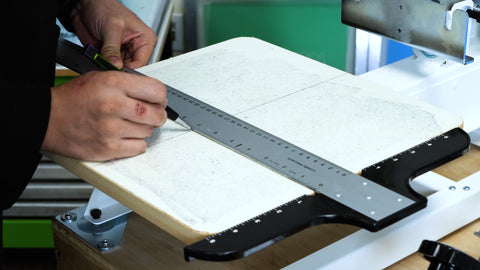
[54,76,76,86]
[202,0,349,71]
[3,220,54,248]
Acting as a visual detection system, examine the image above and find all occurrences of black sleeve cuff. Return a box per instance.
[3,82,51,210]
[57,0,80,32]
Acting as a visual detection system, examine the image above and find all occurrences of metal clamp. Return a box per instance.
[55,189,131,252]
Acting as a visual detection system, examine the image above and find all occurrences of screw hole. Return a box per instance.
[56,250,63,260]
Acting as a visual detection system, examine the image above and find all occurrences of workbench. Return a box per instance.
[49,37,479,269]
[51,145,480,269]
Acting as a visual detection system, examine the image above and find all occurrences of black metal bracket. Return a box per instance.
[184,128,471,261]
[419,240,480,270]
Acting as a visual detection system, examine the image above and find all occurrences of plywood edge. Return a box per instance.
[43,152,210,244]
[55,68,79,77]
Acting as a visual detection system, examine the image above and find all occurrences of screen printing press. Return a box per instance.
[48,1,480,269]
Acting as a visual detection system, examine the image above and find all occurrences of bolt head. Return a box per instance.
[97,239,115,251]
[90,208,102,219]
[60,212,77,223]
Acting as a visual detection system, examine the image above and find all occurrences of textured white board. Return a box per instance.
[48,38,463,237]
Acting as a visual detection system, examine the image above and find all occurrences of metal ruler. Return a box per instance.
[56,39,471,262]
[166,86,415,221]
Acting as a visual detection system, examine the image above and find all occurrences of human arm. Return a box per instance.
[1,2,60,209]
[1,0,161,209]
[43,0,166,161]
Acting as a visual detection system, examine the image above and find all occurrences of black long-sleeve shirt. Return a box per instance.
[1,0,78,210]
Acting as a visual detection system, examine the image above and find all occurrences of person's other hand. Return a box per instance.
[71,0,157,69]
[41,72,167,161]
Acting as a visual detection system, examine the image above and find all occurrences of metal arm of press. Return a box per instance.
[342,0,480,64]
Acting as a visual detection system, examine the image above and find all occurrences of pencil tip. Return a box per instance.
[176,118,192,130]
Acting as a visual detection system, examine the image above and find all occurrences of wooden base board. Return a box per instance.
[53,213,358,269]
[52,213,480,269]
[52,146,480,269]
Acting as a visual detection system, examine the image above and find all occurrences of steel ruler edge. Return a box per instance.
[165,85,421,221]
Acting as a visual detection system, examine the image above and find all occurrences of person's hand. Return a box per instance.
[41,71,167,161]
[70,0,157,69]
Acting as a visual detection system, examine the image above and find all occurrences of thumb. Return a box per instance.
[101,21,124,69]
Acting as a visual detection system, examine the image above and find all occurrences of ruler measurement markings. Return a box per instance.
[166,86,414,221]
